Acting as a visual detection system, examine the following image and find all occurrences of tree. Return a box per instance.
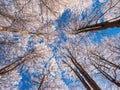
[62,47,101,90]
[87,35,120,87]
[57,34,120,89]
[63,0,120,34]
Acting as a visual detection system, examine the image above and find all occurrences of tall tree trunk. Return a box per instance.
[0,50,35,76]
[64,61,91,90]
[72,59,101,90]
[74,19,120,34]
[66,49,101,90]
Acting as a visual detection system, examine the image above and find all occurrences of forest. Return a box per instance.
[0,0,120,90]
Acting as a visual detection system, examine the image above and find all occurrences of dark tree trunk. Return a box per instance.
[74,19,120,34]
[64,61,91,90]
[66,49,101,90]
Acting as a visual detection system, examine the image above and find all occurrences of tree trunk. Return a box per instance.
[64,61,91,90]
[93,63,120,87]
[67,55,101,90]
[74,19,120,34]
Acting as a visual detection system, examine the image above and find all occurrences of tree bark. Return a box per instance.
[64,61,91,90]
[0,50,35,76]
[74,19,120,34]
[66,49,101,90]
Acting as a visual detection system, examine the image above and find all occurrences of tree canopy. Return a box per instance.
[0,0,120,90]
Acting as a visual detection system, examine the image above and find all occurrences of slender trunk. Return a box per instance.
[75,60,101,90]
[74,19,120,34]
[66,48,101,90]
[67,56,101,90]
[74,70,92,90]
[0,51,34,76]
[91,52,120,69]
[0,25,44,36]
[0,54,28,76]
[93,63,120,87]
[64,61,91,90]
[38,75,46,90]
